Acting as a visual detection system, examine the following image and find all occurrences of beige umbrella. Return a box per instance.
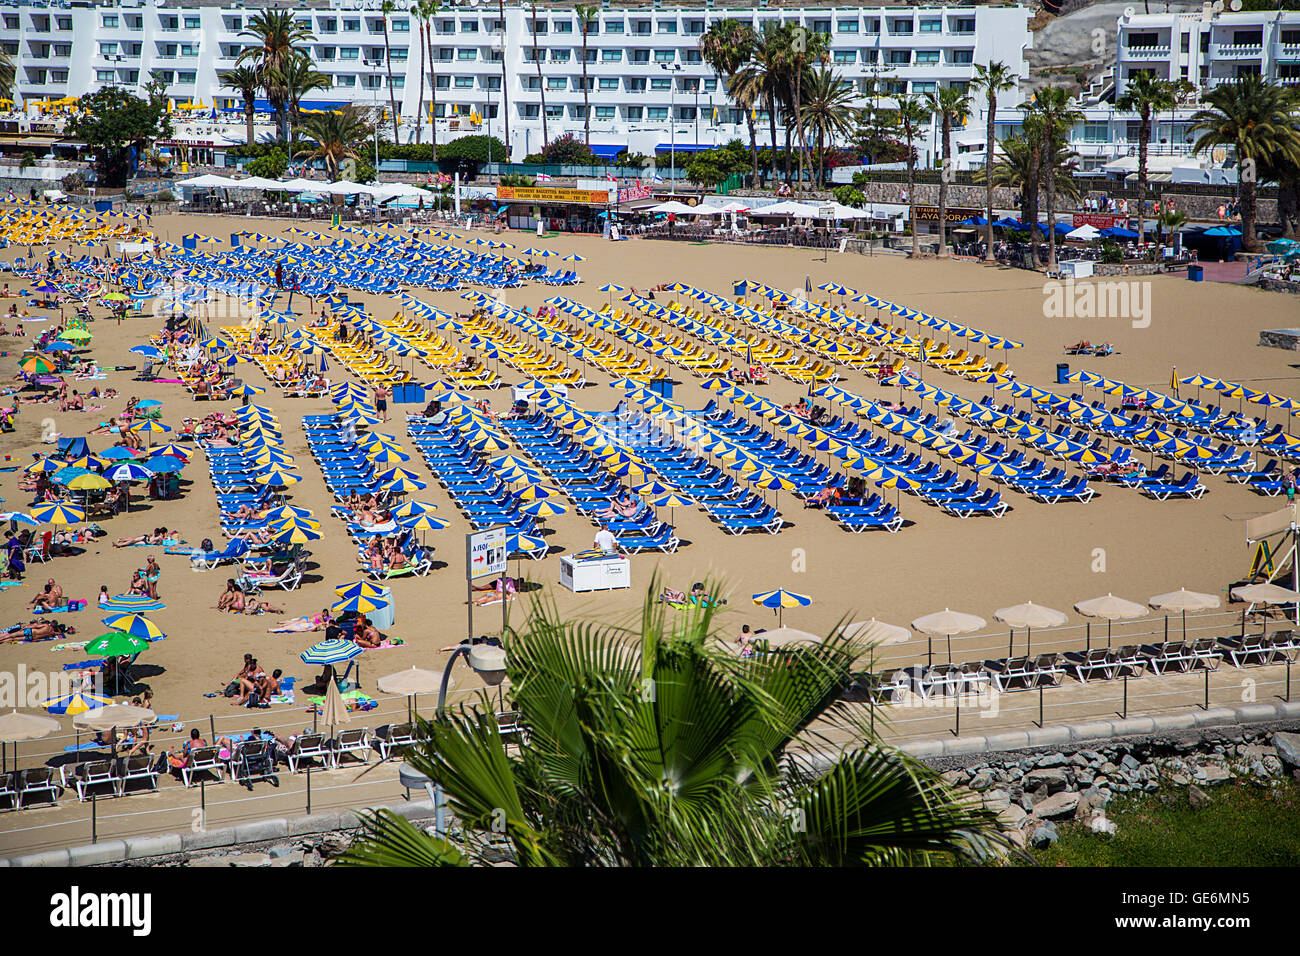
[73,705,157,758]
[377,666,450,722]
[1073,593,1149,648]
[753,626,823,649]
[840,619,911,645]
[1149,588,1220,641]
[994,601,1067,657]
[910,609,987,665]
[320,678,350,732]
[0,709,61,773]
[1231,583,1300,632]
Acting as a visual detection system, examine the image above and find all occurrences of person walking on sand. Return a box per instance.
[374,384,389,423]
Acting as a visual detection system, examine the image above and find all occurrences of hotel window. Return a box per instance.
[545,105,564,118]
[625,105,643,120]
[521,104,539,118]
[654,50,675,63]
[455,76,474,88]
[1082,121,1109,143]
[834,50,856,65]
[461,20,478,32]
[392,19,409,32]
[633,20,651,35]
[919,19,942,33]
[340,47,359,60]
[389,48,407,61]
[318,47,335,60]
[629,50,650,63]
[647,106,668,120]
[950,49,973,64]
[530,19,547,34]
[458,48,476,60]
[524,76,540,90]
[437,49,453,62]
[336,74,355,87]
[96,69,116,83]
[56,16,71,30]
[178,71,196,85]
[678,106,697,120]
[551,49,571,62]
[435,76,450,89]
[390,76,404,88]
[100,42,119,56]
[484,76,500,90]
[102,14,119,28]
[888,50,910,65]
[864,18,880,34]
[54,44,71,57]
[320,18,336,33]
[626,77,646,91]
[595,106,615,120]
[554,20,573,34]
[602,49,622,62]
[811,20,831,35]
[651,77,671,91]
[890,19,913,35]
[584,49,597,62]
[911,81,935,94]
[159,15,178,30]
[703,78,717,92]
[605,20,624,34]
[837,19,859,33]
[124,70,138,83]
[181,44,199,58]
[547,77,567,90]
[184,16,201,29]
[599,78,619,90]
[225,17,243,31]
[343,19,361,32]
[683,50,701,63]
[657,20,677,34]
[685,20,704,35]
[951,17,975,33]
[916,50,940,65]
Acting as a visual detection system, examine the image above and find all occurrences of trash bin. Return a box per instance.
[733,281,747,296]
[93,200,112,214]
[1056,362,1070,385]
[368,586,395,629]
[230,233,242,247]
[1187,265,1204,282]
[392,382,425,404]
[650,379,674,399]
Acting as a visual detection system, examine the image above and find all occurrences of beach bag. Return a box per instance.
[223,680,240,698]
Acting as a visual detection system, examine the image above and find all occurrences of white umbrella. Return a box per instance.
[994,601,1067,656]
[1074,593,1149,648]
[839,619,910,645]
[752,626,822,649]
[1065,224,1101,241]
[73,705,157,758]
[377,666,450,720]
[0,709,60,773]
[910,609,987,664]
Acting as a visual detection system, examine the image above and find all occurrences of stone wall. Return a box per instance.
[1261,277,1300,296]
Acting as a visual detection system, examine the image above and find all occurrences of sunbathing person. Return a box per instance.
[0,619,64,643]
[352,616,385,648]
[216,579,242,612]
[267,609,332,633]
[596,489,641,521]
[470,576,517,606]
[113,528,166,548]
[242,596,284,616]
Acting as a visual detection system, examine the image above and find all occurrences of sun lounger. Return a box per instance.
[15,767,60,808]
[1069,648,1117,683]
[61,759,122,801]
[120,753,161,795]
[285,733,333,772]
[373,723,420,760]
[331,728,371,766]
[182,746,227,787]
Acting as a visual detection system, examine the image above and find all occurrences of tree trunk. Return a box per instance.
[937,115,950,258]
[244,99,254,147]
[581,27,590,148]
[794,69,804,198]
[983,92,995,260]
[746,108,760,190]
[498,0,510,157]
[817,127,825,190]
[767,96,779,185]
[383,22,400,144]
[427,20,438,160]
[783,119,792,186]
[1026,146,1040,267]
[1046,144,1058,271]
[413,22,425,145]
[532,3,547,148]
[1135,108,1149,241]
[908,141,919,258]
[1242,176,1258,253]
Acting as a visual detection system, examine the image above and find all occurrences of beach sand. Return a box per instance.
[0,210,1295,850]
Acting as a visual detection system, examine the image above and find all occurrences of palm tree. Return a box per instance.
[575,5,598,149]
[0,49,15,101]
[1155,208,1187,248]
[978,128,1080,223]
[1026,86,1082,272]
[800,65,860,189]
[295,106,373,181]
[1190,75,1300,252]
[529,0,547,147]
[218,65,262,147]
[378,0,401,144]
[971,60,1017,261]
[410,4,425,145]
[338,587,1004,867]
[926,85,971,257]
[416,0,440,159]
[235,8,315,143]
[894,94,931,258]
[1116,73,1177,243]
[278,51,331,142]
[786,24,829,198]
[701,18,757,187]
[733,26,791,187]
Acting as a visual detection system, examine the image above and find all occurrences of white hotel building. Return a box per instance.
[5,0,1033,163]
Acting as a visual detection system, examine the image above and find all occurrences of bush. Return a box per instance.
[61,172,86,194]
[1099,240,1124,264]
[437,135,508,164]
[157,189,174,202]
[19,151,35,171]
[499,173,536,187]
[535,133,597,166]
[245,148,288,179]
[354,159,376,184]
[832,185,866,208]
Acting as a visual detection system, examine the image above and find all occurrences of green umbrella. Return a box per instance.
[84,632,151,657]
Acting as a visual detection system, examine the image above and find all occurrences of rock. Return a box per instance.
[1076,769,1096,788]
[1030,822,1059,848]
[1167,772,1190,786]
[1262,755,1284,777]
[315,833,351,856]
[1188,784,1212,809]
[1120,754,1141,773]
[1100,761,1118,776]
[1249,760,1268,779]
[1036,753,1067,769]
[1069,753,1089,768]
[187,854,230,867]
[268,843,297,860]
[1273,732,1300,769]
[1000,803,1027,829]
[226,852,271,867]
[969,770,995,791]
[1199,765,1232,785]
[1017,789,1039,811]
[1032,791,1081,819]
[982,789,1011,811]
[1088,814,1117,837]
[1007,827,1026,849]
[941,770,965,786]
[1242,744,1272,761]
[1025,768,1070,794]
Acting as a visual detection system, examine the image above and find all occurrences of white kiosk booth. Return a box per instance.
[560,550,631,593]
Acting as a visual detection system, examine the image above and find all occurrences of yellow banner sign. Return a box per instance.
[497,186,609,205]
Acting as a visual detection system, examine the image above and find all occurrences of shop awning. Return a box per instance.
[590,143,626,160]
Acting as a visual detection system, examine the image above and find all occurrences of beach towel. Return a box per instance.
[33,603,85,614]
[269,692,295,705]
[51,641,88,651]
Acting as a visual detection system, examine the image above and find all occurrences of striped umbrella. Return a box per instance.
[397,513,450,532]
[381,476,426,495]
[273,526,322,545]
[106,462,154,483]
[31,502,86,525]
[330,596,390,616]
[101,613,165,640]
[650,492,694,523]
[43,690,114,716]
[751,589,812,628]
[256,469,302,487]
[264,505,314,521]
[519,499,568,518]
[300,638,364,666]
[391,500,438,517]
[334,581,387,599]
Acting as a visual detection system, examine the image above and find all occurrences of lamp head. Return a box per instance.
[468,644,507,686]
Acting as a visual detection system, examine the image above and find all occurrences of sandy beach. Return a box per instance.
[0,207,1296,851]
